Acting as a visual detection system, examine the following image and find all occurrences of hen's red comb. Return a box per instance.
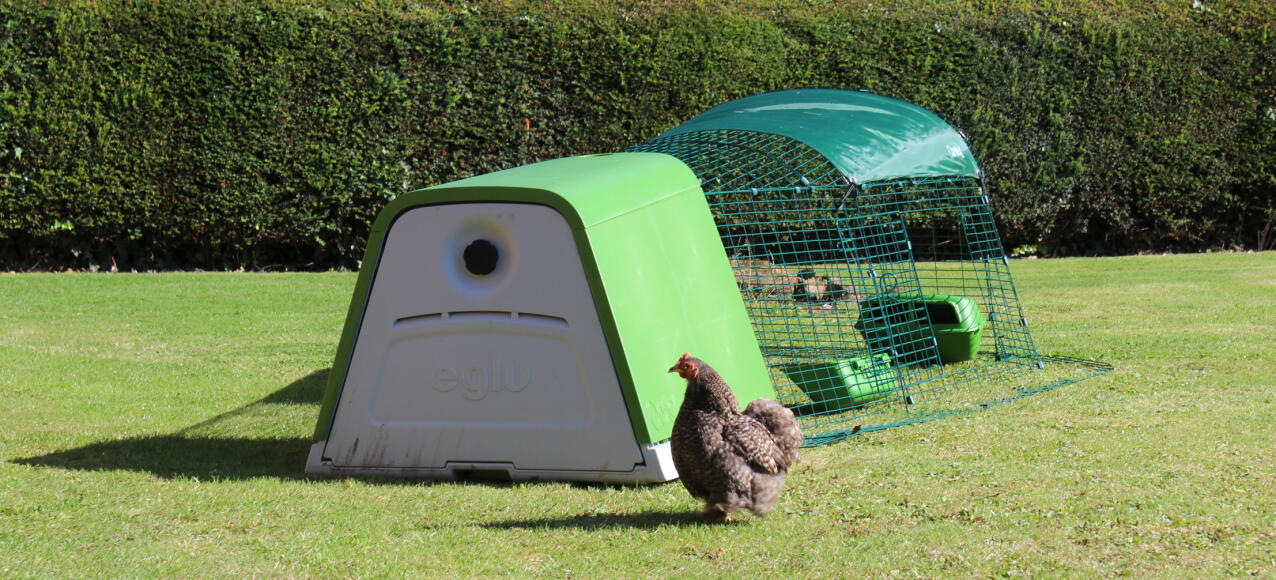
[678,352,691,363]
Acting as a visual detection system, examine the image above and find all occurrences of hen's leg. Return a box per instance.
[701,503,732,523]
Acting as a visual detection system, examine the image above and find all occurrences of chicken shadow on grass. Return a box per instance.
[477,509,714,530]
[12,369,330,481]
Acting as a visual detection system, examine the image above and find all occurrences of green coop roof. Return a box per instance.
[656,88,981,184]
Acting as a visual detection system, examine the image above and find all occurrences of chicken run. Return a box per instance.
[307,89,1111,483]
[628,88,1112,445]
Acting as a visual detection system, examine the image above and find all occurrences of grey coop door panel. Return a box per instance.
[322,202,643,472]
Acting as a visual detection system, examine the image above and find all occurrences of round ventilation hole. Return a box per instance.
[462,239,500,276]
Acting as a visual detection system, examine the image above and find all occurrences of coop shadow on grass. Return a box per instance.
[13,369,330,481]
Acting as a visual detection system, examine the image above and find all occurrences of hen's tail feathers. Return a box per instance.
[749,473,786,518]
[744,398,803,467]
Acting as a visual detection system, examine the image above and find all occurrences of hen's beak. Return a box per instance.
[668,365,677,373]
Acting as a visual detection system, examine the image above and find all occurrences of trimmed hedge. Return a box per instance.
[1,0,1273,270]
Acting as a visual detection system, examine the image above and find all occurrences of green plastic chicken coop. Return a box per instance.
[628,88,1111,445]
[307,153,773,483]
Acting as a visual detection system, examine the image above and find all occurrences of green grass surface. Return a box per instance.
[2,253,1274,577]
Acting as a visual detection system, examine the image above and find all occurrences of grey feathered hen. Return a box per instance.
[668,353,803,522]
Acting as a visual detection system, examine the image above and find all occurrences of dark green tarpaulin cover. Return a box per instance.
[656,88,981,184]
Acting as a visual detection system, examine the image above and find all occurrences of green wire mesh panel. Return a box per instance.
[628,127,1111,445]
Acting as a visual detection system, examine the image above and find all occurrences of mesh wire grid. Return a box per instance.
[628,130,1111,445]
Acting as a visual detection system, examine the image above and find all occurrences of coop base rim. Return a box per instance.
[305,440,679,484]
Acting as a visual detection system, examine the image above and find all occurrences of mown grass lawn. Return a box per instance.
[1,252,1273,577]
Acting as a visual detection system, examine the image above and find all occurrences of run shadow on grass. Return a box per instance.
[13,369,329,481]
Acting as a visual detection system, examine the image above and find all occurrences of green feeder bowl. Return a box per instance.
[782,353,896,413]
[926,294,986,363]
[855,294,986,365]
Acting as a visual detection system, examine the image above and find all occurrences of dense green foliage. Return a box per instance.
[1,0,1273,269]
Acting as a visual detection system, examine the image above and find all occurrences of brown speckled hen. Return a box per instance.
[668,353,802,522]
